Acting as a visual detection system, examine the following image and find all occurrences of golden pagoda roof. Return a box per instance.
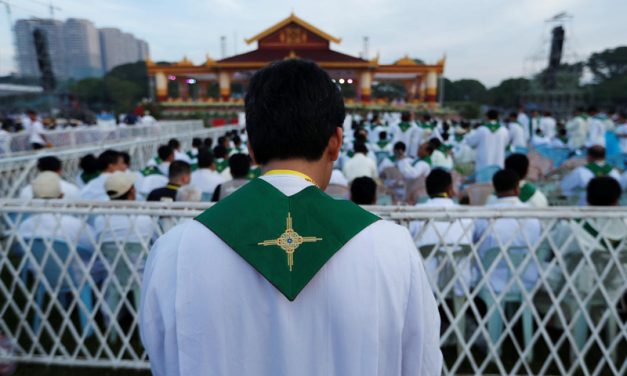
[244,12,341,45]
[394,55,420,66]
[176,56,194,66]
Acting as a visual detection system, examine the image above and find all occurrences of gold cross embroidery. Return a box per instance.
[258,212,322,271]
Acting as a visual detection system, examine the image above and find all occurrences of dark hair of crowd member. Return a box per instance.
[204,137,214,149]
[197,150,215,169]
[428,138,442,150]
[244,59,345,165]
[79,154,99,174]
[426,168,452,197]
[158,145,174,161]
[120,151,131,167]
[393,141,406,153]
[486,109,499,121]
[379,131,387,140]
[587,176,621,206]
[587,145,606,160]
[213,145,228,159]
[350,176,377,205]
[97,149,121,171]
[354,141,368,154]
[401,112,411,122]
[505,153,529,180]
[37,156,62,172]
[192,138,202,148]
[168,138,181,150]
[229,153,251,179]
[492,169,520,194]
[509,112,518,120]
[168,160,191,180]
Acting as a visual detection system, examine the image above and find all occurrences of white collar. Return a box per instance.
[425,197,455,206]
[492,196,522,206]
[259,174,314,197]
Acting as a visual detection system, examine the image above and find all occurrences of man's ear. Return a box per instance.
[327,127,343,161]
[247,143,258,165]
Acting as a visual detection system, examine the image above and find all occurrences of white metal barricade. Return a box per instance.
[0,202,625,375]
[4,120,205,155]
[0,124,243,199]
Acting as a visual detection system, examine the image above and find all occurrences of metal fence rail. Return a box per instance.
[0,202,626,375]
[3,120,205,155]
[0,124,243,199]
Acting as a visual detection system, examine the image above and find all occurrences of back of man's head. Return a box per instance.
[197,150,215,169]
[204,137,213,149]
[158,145,174,162]
[393,141,406,153]
[587,176,621,206]
[426,168,453,198]
[487,109,499,121]
[379,131,387,140]
[233,135,242,145]
[213,145,228,159]
[98,149,121,172]
[169,160,191,182]
[354,141,368,155]
[229,153,251,178]
[245,59,345,165]
[587,145,606,161]
[505,153,529,180]
[79,154,99,174]
[509,112,518,120]
[120,151,131,168]
[168,138,181,151]
[192,138,202,148]
[587,106,598,114]
[350,176,377,205]
[37,156,62,173]
[493,169,520,197]
[401,111,411,122]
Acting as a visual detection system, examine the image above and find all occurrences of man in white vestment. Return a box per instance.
[560,146,621,204]
[566,107,588,151]
[140,59,442,376]
[80,150,127,201]
[465,109,511,174]
[586,107,607,147]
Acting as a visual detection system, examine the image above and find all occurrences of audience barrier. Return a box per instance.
[0,201,625,375]
[0,123,243,199]
[4,120,206,155]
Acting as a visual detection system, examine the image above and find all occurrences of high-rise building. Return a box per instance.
[15,19,68,79]
[15,18,150,79]
[64,18,102,79]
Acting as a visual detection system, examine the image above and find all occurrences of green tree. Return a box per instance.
[70,78,109,108]
[104,77,143,113]
[487,77,531,108]
[587,46,627,83]
[106,62,149,97]
[443,79,487,103]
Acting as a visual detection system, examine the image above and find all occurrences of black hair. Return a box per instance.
[97,150,121,171]
[350,176,377,205]
[393,141,406,152]
[37,156,61,172]
[487,109,499,120]
[379,131,387,140]
[229,153,251,178]
[79,154,99,174]
[401,112,411,122]
[492,169,520,194]
[587,106,598,114]
[245,59,345,165]
[354,141,368,154]
[426,168,452,197]
[192,138,202,148]
[422,114,432,122]
[428,138,442,150]
[168,160,191,180]
[505,153,529,180]
[587,176,621,206]
[168,138,180,150]
[213,145,228,159]
[588,145,606,160]
[197,150,215,168]
[233,135,242,145]
[158,145,174,161]
[204,137,214,149]
[509,112,518,119]
[120,151,131,166]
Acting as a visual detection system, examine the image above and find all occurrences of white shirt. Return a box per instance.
[141,115,157,125]
[329,169,349,187]
[174,150,192,164]
[80,173,111,201]
[587,116,606,147]
[410,197,474,296]
[430,149,454,170]
[508,121,526,148]
[560,163,621,203]
[397,158,431,180]
[20,178,81,201]
[191,169,226,194]
[614,123,627,154]
[566,115,588,150]
[539,116,557,139]
[342,153,378,183]
[29,120,46,145]
[464,124,510,172]
[94,214,155,245]
[473,197,541,293]
[140,174,442,376]
[138,174,169,197]
[517,112,531,141]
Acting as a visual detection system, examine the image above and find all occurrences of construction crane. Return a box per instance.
[23,0,61,19]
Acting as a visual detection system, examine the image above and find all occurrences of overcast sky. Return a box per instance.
[0,0,625,86]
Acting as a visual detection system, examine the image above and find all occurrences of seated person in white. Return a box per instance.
[614,111,627,155]
[427,138,454,171]
[396,141,433,180]
[540,177,627,293]
[140,145,173,197]
[465,109,511,174]
[342,141,378,183]
[473,170,541,294]
[169,138,193,164]
[20,156,80,200]
[76,154,101,188]
[507,111,526,149]
[349,176,377,205]
[370,131,394,162]
[80,150,127,201]
[18,172,96,279]
[410,169,474,296]
[191,150,226,200]
[560,145,621,204]
[487,153,548,207]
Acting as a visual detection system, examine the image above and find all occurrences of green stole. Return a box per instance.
[420,122,435,130]
[484,121,502,133]
[215,159,229,173]
[80,171,100,184]
[585,162,613,177]
[576,220,620,251]
[376,140,390,149]
[195,178,379,301]
[346,150,355,158]
[438,144,453,153]
[413,156,431,166]
[247,166,262,179]
[519,182,536,203]
[454,134,464,142]
[398,122,412,133]
[141,166,163,177]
